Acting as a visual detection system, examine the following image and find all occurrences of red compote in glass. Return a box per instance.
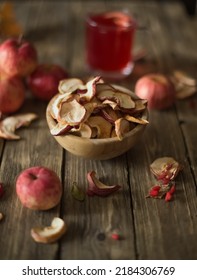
[86,11,136,79]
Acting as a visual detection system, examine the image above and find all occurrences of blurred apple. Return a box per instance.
[27,64,68,101]
[0,72,25,114]
[16,166,62,210]
[0,38,38,77]
[135,73,176,110]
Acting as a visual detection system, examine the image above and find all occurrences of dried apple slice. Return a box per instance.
[150,157,182,184]
[100,107,121,124]
[83,100,100,122]
[97,89,135,110]
[96,82,116,94]
[78,76,101,102]
[70,123,92,138]
[124,115,149,125]
[50,93,74,120]
[50,122,72,136]
[132,99,148,114]
[176,85,196,99]
[58,78,84,94]
[58,99,86,125]
[31,217,67,244]
[102,99,119,110]
[0,113,38,140]
[115,118,131,140]
[87,171,121,197]
[87,116,112,138]
[173,70,196,87]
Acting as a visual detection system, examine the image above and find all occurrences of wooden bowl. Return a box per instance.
[46,85,148,160]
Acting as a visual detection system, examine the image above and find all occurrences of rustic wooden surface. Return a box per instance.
[0,0,197,260]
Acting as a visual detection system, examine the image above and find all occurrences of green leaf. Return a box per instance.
[71,182,85,201]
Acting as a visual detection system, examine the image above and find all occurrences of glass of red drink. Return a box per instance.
[85,11,137,80]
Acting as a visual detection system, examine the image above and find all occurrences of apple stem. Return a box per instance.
[29,173,37,180]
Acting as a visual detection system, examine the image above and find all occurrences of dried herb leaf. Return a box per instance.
[71,182,85,201]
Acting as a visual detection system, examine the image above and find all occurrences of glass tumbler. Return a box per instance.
[85,11,137,80]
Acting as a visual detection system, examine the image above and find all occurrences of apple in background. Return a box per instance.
[135,73,176,110]
[27,64,68,101]
[0,72,25,114]
[16,166,62,210]
[0,38,38,77]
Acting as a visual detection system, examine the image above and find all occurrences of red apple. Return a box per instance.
[0,72,25,114]
[27,64,68,101]
[135,73,176,110]
[16,166,62,210]
[0,38,38,77]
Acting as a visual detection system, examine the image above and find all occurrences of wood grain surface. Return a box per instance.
[0,0,196,260]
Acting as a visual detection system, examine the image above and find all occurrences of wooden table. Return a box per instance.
[0,0,197,260]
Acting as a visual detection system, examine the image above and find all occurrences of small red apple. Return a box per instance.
[27,64,68,101]
[0,72,25,114]
[135,73,176,110]
[16,166,62,210]
[0,38,38,77]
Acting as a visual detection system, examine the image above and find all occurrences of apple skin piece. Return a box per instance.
[16,166,62,210]
[135,73,176,110]
[27,64,68,101]
[87,170,121,196]
[0,38,38,77]
[0,73,25,114]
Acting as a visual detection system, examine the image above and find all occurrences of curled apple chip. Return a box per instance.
[50,93,74,120]
[70,123,92,138]
[87,116,112,138]
[150,157,182,184]
[31,217,67,244]
[96,83,116,94]
[58,78,84,94]
[97,89,135,110]
[171,71,197,99]
[102,99,119,110]
[78,76,101,102]
[115,118,131,140]
[50,122,72,136]
[175,85,196,100]
[58,99,86,125]
[0,113,38,140]
[124,115,149,125]
[87,170,121,197]
[173,70,196,87]
[100,107,121,124]
[132,99,148,114]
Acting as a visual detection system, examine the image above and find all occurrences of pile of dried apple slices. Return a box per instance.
[48,76,148,140]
